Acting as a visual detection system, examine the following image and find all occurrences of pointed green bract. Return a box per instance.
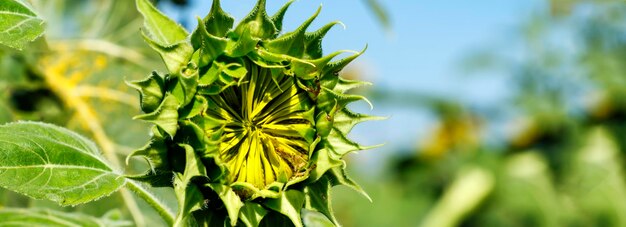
[305,22,344,59]
[239,202,269,227]
[304,176,339,226]
[131,0,380,226]
[192,17,228,67]
[141,32,194,74]
[203,0,234,37]
[134,94,179,138]
[271,0,294,33]
[265,6,321,57]
[234,0,277,39]
[264,190,306,227]
[127,72,165,113]
[170,67,200,106]
[136,0,187,45]
[173,144,207,226]
[137,0,193,74]
[207,183,244,226]
[126,136,172,187]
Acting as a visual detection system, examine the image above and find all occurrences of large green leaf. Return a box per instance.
[0,208,131,227]
[0,0,46,50]
[0,122,125,206]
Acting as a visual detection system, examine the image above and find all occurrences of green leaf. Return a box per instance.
[0,0,46,50]
[173,178,204,227]
[304,177,339,226]
[225,28,259,58]
[239,202,269,227]
[270,0,295,33]
[169,67,199,106]
[199,57,248,87]
[325,127,380,160]
[125,136,172,187]
[264,190,305,227]
[326,166,371,202]
[292,50,353,80]
[304,21,343,59]
[207,183,244,226]
[127,71,165,113]
[179,95,208,119]
[191,17,228,67]
[318,87,372,113]
[0,122,125,206]
[136,0,187,45]
[265,5,320,57]
[202,0,234,37]
[334,77,372,93]
[302,210,335,227]
[141,31,193,75]
[173,144,207,226]
[234,0,277,39]
[333,108,385,136]
[259,212,295,227]
[322,46,367,76]
[308,148,343,184]
[137,0,193,74]
[134,94,180,138]
[0,208,132,227]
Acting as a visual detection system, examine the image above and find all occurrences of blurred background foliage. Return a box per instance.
[3,0,626,227]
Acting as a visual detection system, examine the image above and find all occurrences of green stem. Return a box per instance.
[126,180,175,226]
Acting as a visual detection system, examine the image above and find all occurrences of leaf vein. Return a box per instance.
[0,138,47,164]
[0,10,36,19]
[0,164,111,172]
[0,17,35,34]
[1,131,106,165]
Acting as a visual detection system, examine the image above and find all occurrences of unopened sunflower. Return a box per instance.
[128,0,382,226]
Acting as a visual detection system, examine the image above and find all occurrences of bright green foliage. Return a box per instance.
[130,0,380,226]
[0,208,131,226]
[0,0,45,50]
[0,122,125,206]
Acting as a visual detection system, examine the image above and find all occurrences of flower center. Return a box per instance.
[200,61,315,189]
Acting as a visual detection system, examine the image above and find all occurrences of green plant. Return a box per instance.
[0,0,379,226]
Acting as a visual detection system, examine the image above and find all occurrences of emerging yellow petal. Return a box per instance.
[200,60,314,189]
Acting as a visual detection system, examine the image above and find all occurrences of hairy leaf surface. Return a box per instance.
[0,208,131,227]
[0,0,45,50]
[0,122,125,206]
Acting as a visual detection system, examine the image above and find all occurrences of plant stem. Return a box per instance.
[126,180,176,226]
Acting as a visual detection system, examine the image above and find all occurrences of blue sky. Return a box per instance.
[160,0,544,169]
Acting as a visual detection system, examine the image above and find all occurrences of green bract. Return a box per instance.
[129,0,381,226]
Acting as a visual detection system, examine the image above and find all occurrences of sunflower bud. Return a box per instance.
[129,0,382,226]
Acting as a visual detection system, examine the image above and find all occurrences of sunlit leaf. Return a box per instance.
[0,0,46,50]
[134,94,180,138]
[0,122,125,206]
[264,190,305,227]
[0,208,131,227]
[304,176,339,226]
[136,0,187,46]
[239,202,268,227]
